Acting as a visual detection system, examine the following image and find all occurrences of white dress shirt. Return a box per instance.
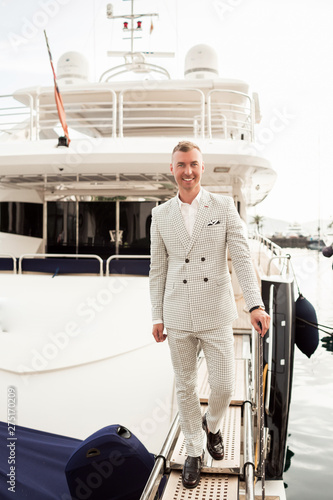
[177,189,202,237]
[153,189,202,325]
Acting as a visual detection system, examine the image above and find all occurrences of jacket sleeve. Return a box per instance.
[225,198,264,311]
[149,208,168,323]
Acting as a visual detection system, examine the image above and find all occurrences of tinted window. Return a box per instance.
[0,202,42,238]
[120,202,154,253]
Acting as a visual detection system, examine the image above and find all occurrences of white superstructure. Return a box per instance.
[0,35,276,257]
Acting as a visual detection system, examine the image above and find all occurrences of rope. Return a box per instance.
[263,363,268,395]
[286,254,302,296]
[296,316,333,336]
[254,363,268,482]
[316,321,333,330]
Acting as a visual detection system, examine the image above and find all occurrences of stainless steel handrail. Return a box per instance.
[252,232,283,272]
[119,87,205,139]
[265,284,275,414]
[251,325,258,411]
[106,254,150,277]
[0,254,17,274]
[244,464,255,500]
[243,359,255,500]
[267,254,291,276]
[258,327,266,499]
[18,253,104,276]
[0,93,34,140]
[36,87,117,139]
[140,412,180,500]
[207,89,254,141]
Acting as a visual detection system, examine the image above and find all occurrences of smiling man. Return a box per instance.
[171,145,203,199]
[149,141,270,489]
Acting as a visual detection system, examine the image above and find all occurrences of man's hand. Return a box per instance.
[152,323,167,343]
[250,309,270,337]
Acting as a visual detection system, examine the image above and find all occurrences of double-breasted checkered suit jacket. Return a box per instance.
[149,188,264,332]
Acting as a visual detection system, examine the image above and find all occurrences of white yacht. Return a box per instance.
[0,2,295,499]
[285,222,307,238]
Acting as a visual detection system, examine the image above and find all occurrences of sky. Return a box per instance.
[1,0,333,226]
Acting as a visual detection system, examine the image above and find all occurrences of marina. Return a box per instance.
[1,1,332,499]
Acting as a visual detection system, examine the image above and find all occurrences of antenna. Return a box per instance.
[106,0,158,53]
[102,0,174,81]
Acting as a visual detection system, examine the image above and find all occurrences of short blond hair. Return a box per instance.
[172,141,201,158]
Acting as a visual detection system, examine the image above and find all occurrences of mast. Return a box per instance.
[106,0,159,53]
[102,0,174,81]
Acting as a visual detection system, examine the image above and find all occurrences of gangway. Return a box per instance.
[138,230,291,500]
[139,309,275,500]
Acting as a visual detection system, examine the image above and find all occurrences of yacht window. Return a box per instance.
[0,202,42,238]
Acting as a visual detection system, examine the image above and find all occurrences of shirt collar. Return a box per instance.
[177,188,202,208]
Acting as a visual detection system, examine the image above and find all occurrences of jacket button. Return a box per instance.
[201,257,205,262]
[183,279,187,284]
[204,277,208,282]
[185,258,189,263]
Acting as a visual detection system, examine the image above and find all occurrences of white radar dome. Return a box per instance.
[184,44,219,79]
[57,51,89,85]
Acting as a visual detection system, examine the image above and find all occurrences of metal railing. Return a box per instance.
[252,232,284,272]
[243,359,255,500]
[207,89,255,141]
[140,413,180,500]
[267,254,291,276]
[119,87,205,138]
[106,254,150,277]
[251,326,266,500]
[0,94,34,140]
[250,283,275,498]
[0,254,17,274]
[1,253,151,277]
[1,87,257,142]
[18,253,104,276]
[36,88,117,139]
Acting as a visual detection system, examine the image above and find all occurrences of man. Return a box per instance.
[149,141,270,489]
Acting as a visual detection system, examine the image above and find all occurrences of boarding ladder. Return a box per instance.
[140,297,271,500]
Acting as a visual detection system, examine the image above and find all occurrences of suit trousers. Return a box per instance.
[167,325,235,457]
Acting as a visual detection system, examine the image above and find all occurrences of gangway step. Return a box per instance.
[233,333,251,359]
[162,470,239,500]
[198,359,246,406]
[170,406,242,474]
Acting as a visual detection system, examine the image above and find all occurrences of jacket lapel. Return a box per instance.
[186,189,212,254]
[169,197,191,250]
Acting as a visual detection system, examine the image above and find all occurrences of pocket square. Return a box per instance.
[207,219,220,226]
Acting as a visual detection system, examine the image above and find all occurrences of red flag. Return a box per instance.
[44,30,70,145]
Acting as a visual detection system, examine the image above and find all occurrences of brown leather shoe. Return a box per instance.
[182,453,203,489]
[202,413,224,460]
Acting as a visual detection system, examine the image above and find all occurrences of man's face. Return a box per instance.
[170,149,204,193]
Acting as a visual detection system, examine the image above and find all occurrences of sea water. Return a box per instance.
[282,249,333,499]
